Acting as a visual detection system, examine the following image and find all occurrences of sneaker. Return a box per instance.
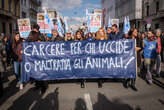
[16,82,20,88]
[19,83,23,90]
[148,80,153,85]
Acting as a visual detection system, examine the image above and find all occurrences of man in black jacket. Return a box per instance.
[50,29,63,41]
[110,24,124,40]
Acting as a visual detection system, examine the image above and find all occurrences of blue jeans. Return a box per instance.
[144,58,155,81]
[14,61,23,83]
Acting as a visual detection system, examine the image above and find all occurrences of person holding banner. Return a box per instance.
[26,31,48,93]
[31,24,45,41]
[85,32,94,41]
[75,31,84,41]
[106,27,112,39]
[74,30,85,87]
[124,28,142,91]
[45,33,52,42]
[50,29,63,42]
[110,24,123,40]
[65,31,73,41]
[96,28,108,40]
[96,28,108,88]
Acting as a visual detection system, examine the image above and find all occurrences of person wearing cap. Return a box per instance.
[45,33,52,42]
[29,24,45,41]
[65,31,73,41]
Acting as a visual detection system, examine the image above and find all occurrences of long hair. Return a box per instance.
[12,32,22,50]
[85,32,93,40]
[96,28,108,40]
[75,30,83,40]
[128,28,138,39]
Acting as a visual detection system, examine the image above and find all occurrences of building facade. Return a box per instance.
[20,0,30,18]
[0,0,20,35]
[142,0,164,31]
[101,0,143,31]
[115,0,143,31]
[29,0,41,25]
[101,0,116,26]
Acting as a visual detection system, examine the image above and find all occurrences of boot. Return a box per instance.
[81,79,85,88]
[131,78,137,91]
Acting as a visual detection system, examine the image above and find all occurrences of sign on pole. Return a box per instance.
[37,13,52,34]
[111,19,119,27]
[18,18,31,39]
[86,8,102,32]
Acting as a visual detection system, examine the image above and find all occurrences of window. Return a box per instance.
[24,0,26,6]
[15,2,17,15]
[156,1,159,14]
[22,12,26,18]
[21,0,23,5]
[9,0,11,12]
[155,24,159,29]
[2,22,6,34]
[9,23,12,34]
[147,5,149,16]
[1,0,4,9]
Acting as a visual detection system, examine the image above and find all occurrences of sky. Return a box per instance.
[41,0,101,30]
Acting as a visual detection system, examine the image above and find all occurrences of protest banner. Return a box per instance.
[37,13,52,34]
[18,18,31,38]
[111,19,119,27]
[22,39,136,82]
[86,8,102,32]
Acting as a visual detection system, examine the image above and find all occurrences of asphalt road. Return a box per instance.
[0,67,164,110]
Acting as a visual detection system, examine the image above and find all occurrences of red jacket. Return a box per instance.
[157,37,161,54]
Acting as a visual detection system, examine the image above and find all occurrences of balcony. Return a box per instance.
[0,8,19,19]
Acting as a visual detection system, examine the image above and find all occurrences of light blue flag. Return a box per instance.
[64,17,69,33]
[123,16,130,34]
[86,9,90,32]
[57,17,64,37]
[127,16,131,32]
[44,9,53,33]
[108,16,112,27]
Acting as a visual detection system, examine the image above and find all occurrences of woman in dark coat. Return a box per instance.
[12,32,24,90]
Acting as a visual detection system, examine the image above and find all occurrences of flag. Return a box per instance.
[86,9,90,32]
[108,16,112,27]
[123,16,130,34]
[57,16,64,37]
[44,9,53,33]
[127,16,131,31]
[64,17,69,33]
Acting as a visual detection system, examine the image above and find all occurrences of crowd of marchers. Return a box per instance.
[0,23,164,97]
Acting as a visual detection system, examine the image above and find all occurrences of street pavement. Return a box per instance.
[0,65,164,110]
